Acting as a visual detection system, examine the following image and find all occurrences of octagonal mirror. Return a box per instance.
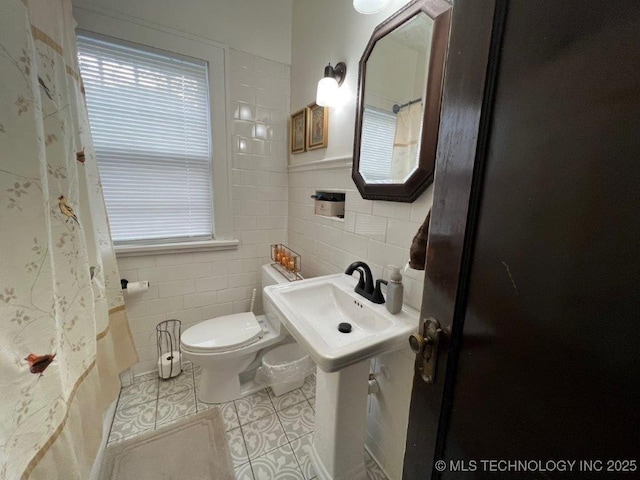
[353,0,451,202]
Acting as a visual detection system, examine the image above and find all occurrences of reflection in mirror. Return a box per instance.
[353,0,451,202]
[360,12,433,184]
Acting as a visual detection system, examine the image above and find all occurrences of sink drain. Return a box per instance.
[338,322,352,333]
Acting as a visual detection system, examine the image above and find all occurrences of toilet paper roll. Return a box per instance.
[125,281,149,294]
[158,350,182,379]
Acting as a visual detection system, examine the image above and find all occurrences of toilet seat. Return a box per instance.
[181,312,262,353]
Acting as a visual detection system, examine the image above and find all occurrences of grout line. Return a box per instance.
[270,390,307,477]
[245,412,285,459]
[247,460,257,480]
[274,383,317,479]
[289,435,306,479]
[157,382,192,400]
[243,427,258,480]
[190,386,197,418]
[152,376,164,430]
[233,398,254,475]
[155,377,160,403]
[153,391,159,430]
[238,388,305,476]
[304,398,314,414]
[193,384,200,412]
[105,387,124,444]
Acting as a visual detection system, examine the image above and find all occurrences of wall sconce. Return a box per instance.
[353,0,392,14]
[316,62,347,107]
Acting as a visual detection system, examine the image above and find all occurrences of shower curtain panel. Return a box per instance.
[391,102,423,182]
[0,1,138,478]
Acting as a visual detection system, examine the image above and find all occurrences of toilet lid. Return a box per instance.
[181,312,262,353]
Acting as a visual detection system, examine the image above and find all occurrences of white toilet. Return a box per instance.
[181,264,304,404]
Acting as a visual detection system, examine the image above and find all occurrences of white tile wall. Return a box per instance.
[287,168,432,311]
[119,48,290,375]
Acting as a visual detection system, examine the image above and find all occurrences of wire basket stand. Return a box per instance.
[156,319,183,379]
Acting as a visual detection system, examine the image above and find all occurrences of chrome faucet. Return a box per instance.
[344,261,386,304]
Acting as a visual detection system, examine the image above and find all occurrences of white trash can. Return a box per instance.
[256,343,315,396]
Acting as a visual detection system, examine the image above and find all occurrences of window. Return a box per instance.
[359,107,396,182]
[78,33,214,244]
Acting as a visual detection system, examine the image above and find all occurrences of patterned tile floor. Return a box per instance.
[108,363,388,480]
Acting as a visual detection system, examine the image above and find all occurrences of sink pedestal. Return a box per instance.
[309,359,370,480]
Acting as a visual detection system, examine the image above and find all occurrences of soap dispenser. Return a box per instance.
[386,265,403,314]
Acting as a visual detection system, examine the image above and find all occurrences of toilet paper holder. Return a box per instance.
[156,319,182,380]
[121,278,150,289]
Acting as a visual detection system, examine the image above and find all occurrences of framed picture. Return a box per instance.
[290,109,306,154]
[306,103,328,150]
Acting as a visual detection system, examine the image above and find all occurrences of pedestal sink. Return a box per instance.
[264,273,419,480]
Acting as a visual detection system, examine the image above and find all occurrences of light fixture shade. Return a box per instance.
[353,0,392,14]
[316,76,339,107]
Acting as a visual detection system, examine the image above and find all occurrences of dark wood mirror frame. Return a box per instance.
[352,0,452,202]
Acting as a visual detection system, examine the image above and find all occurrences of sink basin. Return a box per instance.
[264,273,419,372]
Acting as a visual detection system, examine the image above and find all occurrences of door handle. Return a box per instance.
[409,317,442,384]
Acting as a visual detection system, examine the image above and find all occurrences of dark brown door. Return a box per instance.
[404,0,640,479]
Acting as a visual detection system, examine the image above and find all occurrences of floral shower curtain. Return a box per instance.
[0,1,138,478]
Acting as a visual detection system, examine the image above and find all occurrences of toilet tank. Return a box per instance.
[261,264,295,336]
[261,263,290,288]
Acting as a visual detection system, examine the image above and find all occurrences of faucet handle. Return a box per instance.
[372,279,387,304]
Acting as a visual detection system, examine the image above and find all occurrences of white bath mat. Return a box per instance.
[101,408,234,480]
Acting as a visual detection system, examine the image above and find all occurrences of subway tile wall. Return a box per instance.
[288,168,432,311]
[119,49,290,375]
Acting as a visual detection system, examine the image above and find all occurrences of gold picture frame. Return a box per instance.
[290,109,306,154]
[306,103,328,150]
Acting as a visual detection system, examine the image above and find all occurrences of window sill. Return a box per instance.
[114,239,240,257]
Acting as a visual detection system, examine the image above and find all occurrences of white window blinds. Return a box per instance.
[359,107,396,183]
[77,33,213,244]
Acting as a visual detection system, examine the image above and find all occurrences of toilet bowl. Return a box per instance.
[181,264,296,404]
